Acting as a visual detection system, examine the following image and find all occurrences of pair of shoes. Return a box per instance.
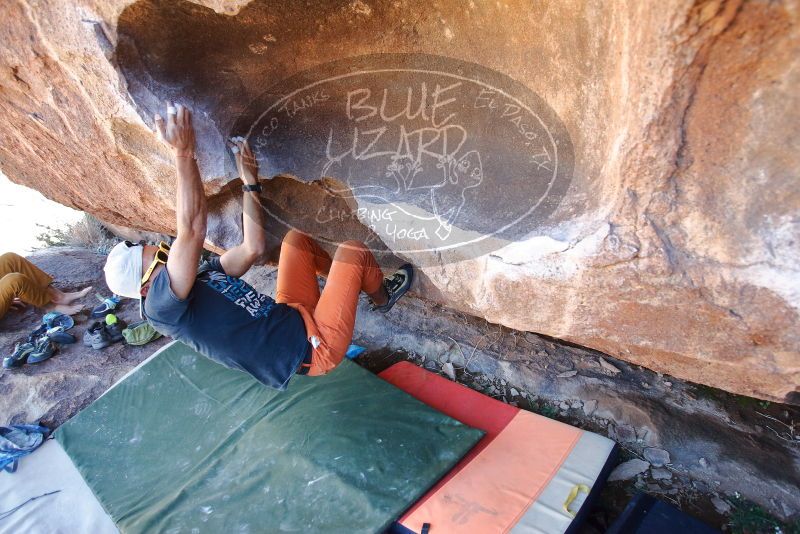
[5,326,76,369]
[370,264,414,313]
[83,315,125,350]
[6,335,60,367]
[91,294,121,319]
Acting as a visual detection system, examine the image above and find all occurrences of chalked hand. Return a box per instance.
[155,101,196,158]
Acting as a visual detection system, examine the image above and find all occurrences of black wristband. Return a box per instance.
[242,183,262,193]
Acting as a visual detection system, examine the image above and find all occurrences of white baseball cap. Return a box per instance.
[104,241,143,302]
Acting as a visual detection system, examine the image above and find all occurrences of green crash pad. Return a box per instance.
[56,342,483,533]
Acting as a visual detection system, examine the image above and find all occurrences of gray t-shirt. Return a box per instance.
[143,258,310,390]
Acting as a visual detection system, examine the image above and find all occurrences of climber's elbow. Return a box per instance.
[177,216,207,244]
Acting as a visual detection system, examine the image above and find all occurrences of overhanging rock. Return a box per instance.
[0,0,797,402]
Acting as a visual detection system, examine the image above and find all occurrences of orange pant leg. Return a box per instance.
[309,240,383,375]
[0,252,52,287]
[275,230,332,313]
[0,253,53,319]
[274,232,383,376]
[0,273,51,319]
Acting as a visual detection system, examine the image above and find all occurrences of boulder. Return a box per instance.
[0,0,798,402]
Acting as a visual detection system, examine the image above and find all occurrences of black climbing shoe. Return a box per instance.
[83,321,112,350]
[3,342,35,369]
[105,319,126,344]
[371,264,414,313]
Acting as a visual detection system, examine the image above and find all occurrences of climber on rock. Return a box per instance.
[102,102,413,390]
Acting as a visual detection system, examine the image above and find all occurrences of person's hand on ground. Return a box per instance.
[154,101,196,157]
[10,298,26,311]
[230,138,259,185]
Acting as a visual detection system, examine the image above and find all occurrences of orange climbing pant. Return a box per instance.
[276,230,384,376]
[0,252,53,320]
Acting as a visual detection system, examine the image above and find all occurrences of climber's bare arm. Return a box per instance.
[220,138,267,278]
[155,102,207,299]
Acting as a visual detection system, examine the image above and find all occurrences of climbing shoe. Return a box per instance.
[3,342,35,369]
[371,263,414,313]
[104,314,125,344]
[42,312,74,330]
[26,324,47,343]
[91,294,121,319]
[83,321,112,350]
[27,336,57,365]
[45,326,76,345]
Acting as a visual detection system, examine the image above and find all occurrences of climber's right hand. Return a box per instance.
[154,101,196,158]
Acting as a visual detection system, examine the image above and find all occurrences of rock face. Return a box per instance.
[0,0,798,401]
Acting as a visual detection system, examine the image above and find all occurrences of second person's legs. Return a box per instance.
[0,273,51,319]
[0,252,53,289]
[0,252,91,308]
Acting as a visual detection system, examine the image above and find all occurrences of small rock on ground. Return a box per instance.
[651,467,672,481]
[711,496,732,515]
[598,357,621,375]
[442,361,455,380]
[609,459,651,482]
[643,447,671,467]
[583,399,598,416]
[609,423,637,443]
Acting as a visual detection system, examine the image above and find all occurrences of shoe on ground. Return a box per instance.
[28,336,57,365]
[42,312,74,330]
[46,326,77,345]
[83,321,112,350]
[26,323,47,343]
[3,342,34,369]
[91,295,121,319]
[105,320,126,344]
[371,263,414,313]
